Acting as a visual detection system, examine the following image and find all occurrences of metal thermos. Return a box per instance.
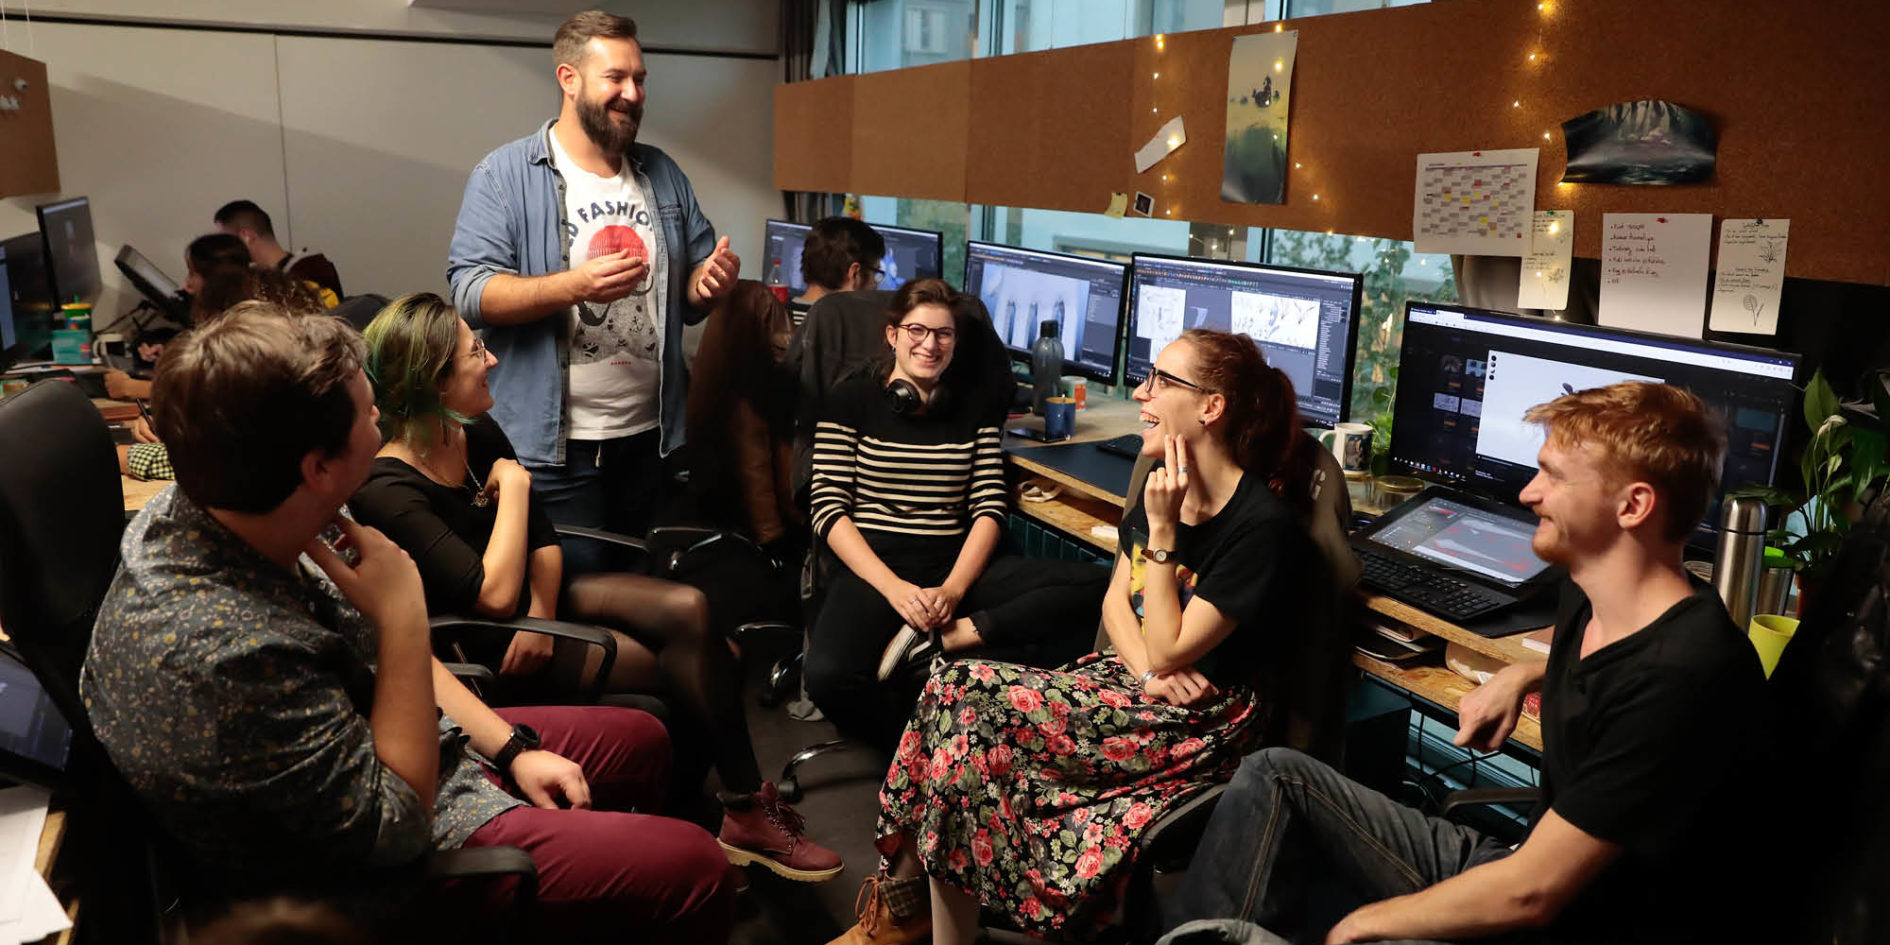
[1713,496,1769,630]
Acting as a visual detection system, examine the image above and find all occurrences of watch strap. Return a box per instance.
[492,723,539,773]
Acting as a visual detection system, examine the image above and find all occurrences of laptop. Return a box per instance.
[0,648,74,790]
[1349,486,1558,629]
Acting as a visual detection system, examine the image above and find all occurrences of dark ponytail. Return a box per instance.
[1180,329,1316,515]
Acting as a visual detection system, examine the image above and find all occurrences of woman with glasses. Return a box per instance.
[826,329,1328,945]
[349,293,843,883]
[804,279,1107,751]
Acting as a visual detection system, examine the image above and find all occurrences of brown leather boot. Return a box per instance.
[825,875,932,945]
[718,781,844,882]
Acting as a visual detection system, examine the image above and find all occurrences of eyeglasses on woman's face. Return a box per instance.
[462,337,489,362]
[897,323,957,346]
[1139,366,1210,395]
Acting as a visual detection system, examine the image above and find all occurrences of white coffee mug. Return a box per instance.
[1318,422,1374,473]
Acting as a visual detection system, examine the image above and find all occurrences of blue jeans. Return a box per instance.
[1165,747,1517,945]
[528,430,665,577]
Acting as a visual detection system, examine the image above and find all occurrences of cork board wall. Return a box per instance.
[850,59,971,203]
[774,74,855,195]
[0,51,60,199]
[775,0,1890,286]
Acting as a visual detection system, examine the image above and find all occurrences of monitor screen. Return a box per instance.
[761,219,812,300]
[1,233,53,360]
[1126,254,1362,428]
[1389,302,1802,544]
[36,197,100,304]
[874,224,943,292]
[0,246,13,352]
[963,241,1126,383]
[0,650,73,786]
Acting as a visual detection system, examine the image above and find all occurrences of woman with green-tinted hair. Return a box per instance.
[348,293,842,883]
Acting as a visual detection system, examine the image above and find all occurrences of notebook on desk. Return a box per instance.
[1349,486,1558,633]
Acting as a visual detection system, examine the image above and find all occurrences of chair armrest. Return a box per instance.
[1138,783,1227,873]
[426,846,538,915]
[553,523,651,554]
[733,621,798,642]
[430,615,618,703]
[443,662,494,686]
[1439,786,1542,817]
[650,526,771,563]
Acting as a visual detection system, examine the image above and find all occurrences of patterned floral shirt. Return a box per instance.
[80,485,522,881]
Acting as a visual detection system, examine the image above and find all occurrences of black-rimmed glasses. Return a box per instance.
[897,323,957,346]
[1140,366,1211,394]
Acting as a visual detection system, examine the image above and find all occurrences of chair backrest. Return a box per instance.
[331,293,389,332]
[0,380,129,730]
[1095,436,1360,761]
[788,289,1012,500]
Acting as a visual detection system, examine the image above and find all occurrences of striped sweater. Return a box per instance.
[810,375,1008,539]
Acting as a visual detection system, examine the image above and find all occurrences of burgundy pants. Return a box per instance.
[453,706,737,945]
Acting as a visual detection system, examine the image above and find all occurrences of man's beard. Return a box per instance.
[577,92,641,154]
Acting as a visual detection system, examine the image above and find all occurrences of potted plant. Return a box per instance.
[1728,369,1890,601]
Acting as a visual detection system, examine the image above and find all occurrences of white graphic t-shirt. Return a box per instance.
[550,130,662,440]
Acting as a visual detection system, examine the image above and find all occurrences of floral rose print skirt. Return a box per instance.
[876,651,1262,937]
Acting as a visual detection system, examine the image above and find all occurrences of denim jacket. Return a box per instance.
[447,120,717,465]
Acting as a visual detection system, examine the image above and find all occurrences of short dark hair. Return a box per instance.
[800,218,885,291]
[555,11,637,70]
[190,266,327,326]
[186,233,251,276]
[212,200,275,238]
[154,305,365,514]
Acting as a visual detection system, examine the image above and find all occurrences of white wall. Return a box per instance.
[0,3,779,331]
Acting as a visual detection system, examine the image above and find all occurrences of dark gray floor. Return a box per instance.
[724,647,894,945]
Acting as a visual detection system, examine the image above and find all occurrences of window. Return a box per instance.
[905,7,953,54]
[854,0,977,72]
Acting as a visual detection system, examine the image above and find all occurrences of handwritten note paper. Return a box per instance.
[1518,210,1574,310]
[1412,148,1538,256]
[1709,219,1790,335]
[1599,213,1713,338]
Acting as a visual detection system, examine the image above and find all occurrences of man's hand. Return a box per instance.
[1324,904,1382,944]
[1143,435,1191,535]
[1144,667,1217,707]
[500,631,556,676]
[303,516,427,631]
[1454,661,1537,752]
[569,249,647,304]
[690,236,740,307]
[129,416,160,444]
[510,750,592,810]
[104,370,133,400]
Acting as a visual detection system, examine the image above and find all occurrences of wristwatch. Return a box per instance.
[1141,546,1175,565]
[492,723,542,773]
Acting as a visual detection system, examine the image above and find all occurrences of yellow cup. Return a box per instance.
[1748,614,1799,678]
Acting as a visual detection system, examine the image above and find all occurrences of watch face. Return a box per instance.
[516,723,542,748]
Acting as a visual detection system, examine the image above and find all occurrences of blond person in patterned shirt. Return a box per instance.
[80,305,735,943]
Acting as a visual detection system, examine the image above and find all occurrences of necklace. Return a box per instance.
[464,459,488,507]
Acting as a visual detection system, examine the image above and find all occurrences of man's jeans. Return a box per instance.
[1165,747,1516,945]
[529,429,665,577]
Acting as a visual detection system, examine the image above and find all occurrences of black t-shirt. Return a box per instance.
[348,416,560,621]
[1117,467,1316,688]
[1536,578,1779,943]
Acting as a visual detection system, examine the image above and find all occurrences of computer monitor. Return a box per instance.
[1125,253,1363,429]
[963,241,1127,383]
[0,649,74,790]
[874,224,943,292]
[114,245,190,322]
[761,219,812,301]
[0,245,13,353]
[1388,301,1802,546]
[36,197,101,304]
[1,233,54,361]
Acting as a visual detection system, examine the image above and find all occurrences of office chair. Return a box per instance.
[1068,439,1361,944]
[330,293,390,331]
[0,379,537,944]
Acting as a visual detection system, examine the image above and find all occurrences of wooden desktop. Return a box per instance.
[1001,395,1544,753]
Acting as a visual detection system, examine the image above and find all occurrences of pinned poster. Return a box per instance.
[1518,210,1574,310]
[1599,213,1713,338]
[1135,116,1187,174]
[1708,219,1790,334]
[1413,148,1538,256]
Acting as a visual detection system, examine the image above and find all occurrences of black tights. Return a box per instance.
[542,572,765,795]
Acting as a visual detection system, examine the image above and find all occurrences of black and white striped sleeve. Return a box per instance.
[968,425,1008,525]
[809,419,860,539]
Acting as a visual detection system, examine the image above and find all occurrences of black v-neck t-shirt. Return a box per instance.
[1536,578,1779,943]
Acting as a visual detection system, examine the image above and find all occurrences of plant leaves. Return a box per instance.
[1804,370,1839,434]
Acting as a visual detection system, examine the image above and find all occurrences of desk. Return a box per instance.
[122,475,166,514]
[1001,399,1544,752]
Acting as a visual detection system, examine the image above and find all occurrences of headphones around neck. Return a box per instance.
[886,376,950,417]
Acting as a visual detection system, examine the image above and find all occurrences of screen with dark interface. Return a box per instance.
[1125,254,1361,428]
[37,197,100,303]
[1366,495,1549,586]
[1389,302,1801,544]
[0,246,14,351]
[1,233,53,360]
[761,219,811,299]
[0,653,71,777]
[963,241,1126,383]
[875,224,943,292]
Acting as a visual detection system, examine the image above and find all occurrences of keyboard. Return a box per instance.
[1355,546,1513,623]
[1095,433,1144,459]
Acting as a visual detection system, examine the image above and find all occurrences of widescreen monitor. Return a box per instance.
[0,650,73,790]
[963,241,1127,383]
[1388,301,1802,546]
[874,223,943,292]
[36,197,100,304]
[761,219,812,301]
[1125,253,1363,429]
[1,233,53,360]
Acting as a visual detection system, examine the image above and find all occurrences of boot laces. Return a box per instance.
[853,877,884,935]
